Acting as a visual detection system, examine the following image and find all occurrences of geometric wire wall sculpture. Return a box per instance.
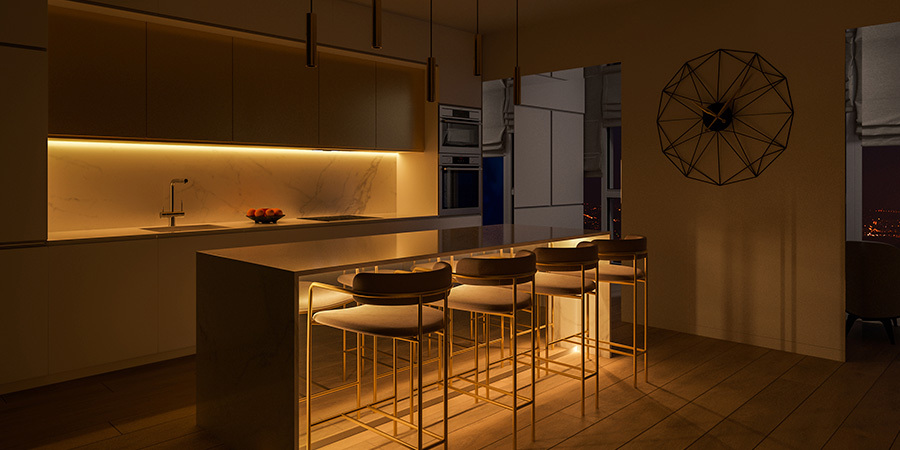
[657,49,794,186]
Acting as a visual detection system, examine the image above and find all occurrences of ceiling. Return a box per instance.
[343,0,630,34]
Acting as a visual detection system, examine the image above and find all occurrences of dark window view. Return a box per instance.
[584,126,622,233]
[584,176,603,229]
[862,145,900,245]
[608,126,622,190]
[482,156,504,225]
[608,197,621,239]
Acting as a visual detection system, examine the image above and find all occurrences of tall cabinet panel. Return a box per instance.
[0,46,46,244]
[513,106,552,208]
[319,52,376,149]
[0,246,48,386]
[48,8,147,138]
[147,23,232,142]
[376,62,425,151]
[233,38,318,147]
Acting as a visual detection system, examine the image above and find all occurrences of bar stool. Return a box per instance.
[305,262,453,449]
[580,236,648,387]
[446,250,536,448]
[531,244,599,415]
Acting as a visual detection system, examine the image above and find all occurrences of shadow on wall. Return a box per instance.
[683,189,800,353]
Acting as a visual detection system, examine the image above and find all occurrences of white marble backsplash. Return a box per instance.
[48,141,397,232]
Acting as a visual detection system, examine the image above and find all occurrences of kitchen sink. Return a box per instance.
[300,215,378,222]
[140,224,229,232]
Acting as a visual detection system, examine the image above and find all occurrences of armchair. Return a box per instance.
[845,240,900,344]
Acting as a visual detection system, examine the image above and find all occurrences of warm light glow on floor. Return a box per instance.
[47,138,399,158]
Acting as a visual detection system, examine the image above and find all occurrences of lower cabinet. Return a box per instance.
[0,246,49,386]
[48,239,158,373]
[156,232,287,352]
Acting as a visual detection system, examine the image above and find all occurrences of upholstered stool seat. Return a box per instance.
[448,284,532,314]
[534,272,597,296]
[313,304,446,337]
[572,265,645,283]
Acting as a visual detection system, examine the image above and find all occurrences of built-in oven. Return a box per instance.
[439,105,481,155]
[439,154,481,216]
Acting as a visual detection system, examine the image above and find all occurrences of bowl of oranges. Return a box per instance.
[246,208,285,224]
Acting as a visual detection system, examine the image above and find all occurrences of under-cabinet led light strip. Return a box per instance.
[47,138,399,158]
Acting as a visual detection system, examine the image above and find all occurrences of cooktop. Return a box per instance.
[300,215,378,222]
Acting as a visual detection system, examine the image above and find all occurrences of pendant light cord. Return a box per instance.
[430,0,433,57]
[515,0,519,66]
[476,0,480,34]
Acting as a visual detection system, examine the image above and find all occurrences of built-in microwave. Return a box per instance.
[439,154,481,216]
[439,105,481,155]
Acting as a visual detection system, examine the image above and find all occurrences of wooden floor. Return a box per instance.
[1,320,898,449]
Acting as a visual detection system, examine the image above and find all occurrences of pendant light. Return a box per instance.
[474,0,482,76]
[372,0,382,49]
[514,0,521,105]
[427,0,437,102]
[306,0,317,68]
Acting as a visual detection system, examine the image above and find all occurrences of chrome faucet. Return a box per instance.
[160,178,188,226]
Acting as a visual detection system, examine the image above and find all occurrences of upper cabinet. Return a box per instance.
[147,24,233,142]
[49,8,147,138]
[376,62,425,151]
[48,8,427,151]
[233,38,318,146]
[435,25,481,108]
[319,53,377,149]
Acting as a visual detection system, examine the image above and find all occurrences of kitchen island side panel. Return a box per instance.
[196,252,298,450]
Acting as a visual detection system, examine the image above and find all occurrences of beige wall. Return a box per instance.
[483,0,900,360]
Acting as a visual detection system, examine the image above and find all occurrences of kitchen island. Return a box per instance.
[196,224,608,449]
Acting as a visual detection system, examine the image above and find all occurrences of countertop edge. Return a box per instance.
[45,214,454,246]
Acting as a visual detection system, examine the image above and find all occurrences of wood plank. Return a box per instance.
[691,356,841,449]
[692,349,804,417]
[823,353,900,449]
[78,416,202,450]
[757,348,896,449]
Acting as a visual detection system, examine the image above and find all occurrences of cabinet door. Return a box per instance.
[319,52,376,149]
[233,38,318,147]
[157,230,309,352]
[514,106,551,208]
[48,240,158,373]
[0,246,48,386]
[551,110,584,205]
[147,23,232,142]
[434,25,481,108]
[376,62,425,151]
[0,46,46,244]
[48,7,146,138]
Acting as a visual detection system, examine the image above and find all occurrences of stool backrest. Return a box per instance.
[455,251,536,286]
[352,262,452,305]
[585,235,647,260]
[534,244,599,272]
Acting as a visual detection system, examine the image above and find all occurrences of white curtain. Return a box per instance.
[854,21,900,146]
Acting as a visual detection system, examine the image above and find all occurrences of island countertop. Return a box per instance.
[198,224,609,275]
